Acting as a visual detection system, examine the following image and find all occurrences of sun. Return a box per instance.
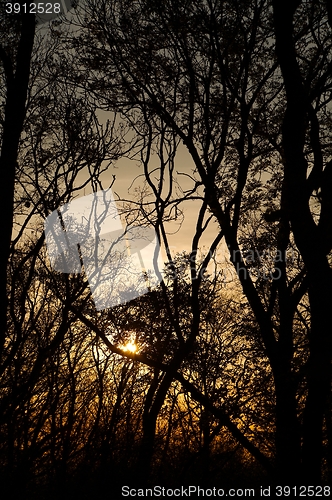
[122,341,138,353]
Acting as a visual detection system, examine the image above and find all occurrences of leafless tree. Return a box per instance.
[66,0,332,483]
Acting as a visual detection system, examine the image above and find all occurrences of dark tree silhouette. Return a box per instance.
[67,0,332,484]
[0,8,35,350]
[1,0,332,494]
[272,0,332,482]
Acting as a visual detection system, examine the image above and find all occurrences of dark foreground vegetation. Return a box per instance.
[1,1,332,497]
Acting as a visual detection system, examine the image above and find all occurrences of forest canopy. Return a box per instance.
[0,0,332,497]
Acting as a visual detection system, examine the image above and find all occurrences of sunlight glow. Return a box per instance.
[122,341,138,353]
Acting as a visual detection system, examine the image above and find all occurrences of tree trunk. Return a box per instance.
[274,369,301,483]
[301,275,332,482]
[272,0,332,482]
[0,13,35,351]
